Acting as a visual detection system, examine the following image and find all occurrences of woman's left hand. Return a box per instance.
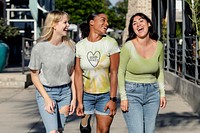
[160,97,167,109]
[104,101,117,116]
[120,100,128,112]
[69,98,76,115]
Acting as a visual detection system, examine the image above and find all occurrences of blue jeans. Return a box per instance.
[123,81,160,133]
[36,83,72,133]
[83,92,110,115]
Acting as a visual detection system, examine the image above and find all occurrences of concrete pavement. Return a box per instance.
[0,83,200,133]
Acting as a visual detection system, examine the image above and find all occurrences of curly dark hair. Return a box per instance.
[80,12,105,38]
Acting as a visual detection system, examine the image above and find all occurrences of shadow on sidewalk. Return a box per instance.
[28,121,45,133]
[27,113,80,133]
[156,112,200,129]
[66,113,80,122]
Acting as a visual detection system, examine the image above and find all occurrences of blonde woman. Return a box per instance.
[29,10,76,133]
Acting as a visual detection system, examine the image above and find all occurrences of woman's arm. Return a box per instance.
[157,43,167,109]
[69,70,76,115]
[74,57,84,116]
[104,52,119,116]
[118,43,130,111]
[110,53,119,99]
[30,70,55,114]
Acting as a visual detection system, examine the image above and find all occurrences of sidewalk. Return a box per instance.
[0,83,199,133]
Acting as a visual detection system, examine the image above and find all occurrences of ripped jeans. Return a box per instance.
[36,83,72,133]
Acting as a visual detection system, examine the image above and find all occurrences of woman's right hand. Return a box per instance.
[76,103,84,116]
[120,100,129,112]
[44,97,55,114]
[30,70,55,114]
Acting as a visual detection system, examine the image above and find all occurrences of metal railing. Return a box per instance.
[6,8,37,41]
[21,37,34,74]
[164,36,200,85]
[21,35,200,86]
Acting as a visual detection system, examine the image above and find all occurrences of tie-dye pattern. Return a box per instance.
[76,36,120,94]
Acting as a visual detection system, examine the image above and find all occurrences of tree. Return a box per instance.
[185,0,200,55]
[55,0,127,30]
[108,0,128,30]
[55,0,110,24]
[185,0,200,35]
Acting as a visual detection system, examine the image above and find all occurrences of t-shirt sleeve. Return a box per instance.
[109,38,120,55]
[75,42,82,58]
[118,43,130,100]
[28,46,42,70]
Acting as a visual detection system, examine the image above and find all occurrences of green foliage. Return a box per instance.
[55,0,108,24]
[55,0,128,30]
[176,22,182,38]
[161,20,182,41]
[161,19,167,41]
[0,18,20,40]
[185,0,200,35]
[109,0,128,30]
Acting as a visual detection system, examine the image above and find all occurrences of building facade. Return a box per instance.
[123,0,152,42]
[0,0,6,18]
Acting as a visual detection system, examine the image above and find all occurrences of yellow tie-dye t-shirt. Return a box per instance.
[76,35,120,94]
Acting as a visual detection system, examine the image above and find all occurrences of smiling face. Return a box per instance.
[90,13,109,35]
[132,15,151,39]
[53,14,69,37]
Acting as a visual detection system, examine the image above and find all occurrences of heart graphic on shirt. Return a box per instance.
[87,51,101,67]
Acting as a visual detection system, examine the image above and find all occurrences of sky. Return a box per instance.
[110,0,120,6]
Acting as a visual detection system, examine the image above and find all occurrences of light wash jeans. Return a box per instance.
[123,81,160,133]
[36,83,72,133]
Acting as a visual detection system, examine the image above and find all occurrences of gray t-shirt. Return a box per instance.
[28,41,75,87]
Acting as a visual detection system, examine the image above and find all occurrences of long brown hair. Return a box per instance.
[126,12,158,42]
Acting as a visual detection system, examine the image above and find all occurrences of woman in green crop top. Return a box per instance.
[118,13,167,133]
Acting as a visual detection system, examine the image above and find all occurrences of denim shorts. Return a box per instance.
[36,83,72,133]
[83,92,110,115]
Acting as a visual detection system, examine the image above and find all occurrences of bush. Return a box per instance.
[0,18,20,40]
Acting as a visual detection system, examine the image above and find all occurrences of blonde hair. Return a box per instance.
[37,10,75,51]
